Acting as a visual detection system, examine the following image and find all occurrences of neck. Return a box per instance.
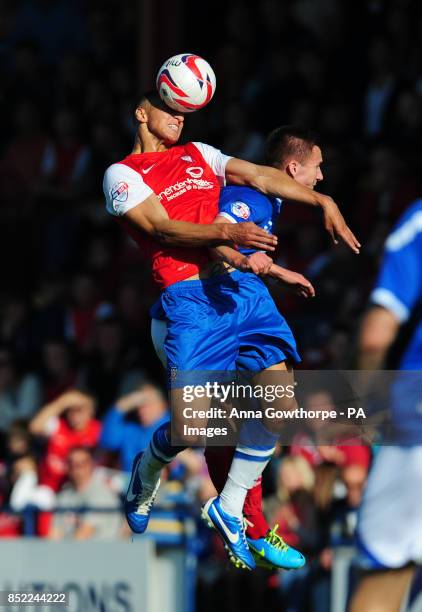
[132,125,169,154]
[75,478,91,492]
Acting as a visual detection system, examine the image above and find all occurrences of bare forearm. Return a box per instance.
[225,160,320,206]
[124,197,278,251]
[29,401,63,435]
[268,263,288,281]
[252,168,321,205]
[153,218,230,247]
[211,245,248,270]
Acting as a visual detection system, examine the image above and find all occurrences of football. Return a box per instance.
[156,53,216,113]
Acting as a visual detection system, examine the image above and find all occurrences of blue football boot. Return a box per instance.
[124,452,160,534]
[247,524,306,570]
[202,496,256,570]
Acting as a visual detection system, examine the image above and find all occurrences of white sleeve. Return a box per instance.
[103,163,154,217]
[192,142,232,183]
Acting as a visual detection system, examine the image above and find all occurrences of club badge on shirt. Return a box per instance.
[231,201,250,220]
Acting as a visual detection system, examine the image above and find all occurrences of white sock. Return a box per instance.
[219,446,275,517]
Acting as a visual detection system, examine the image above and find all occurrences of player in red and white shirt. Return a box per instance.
[103,91,360,570]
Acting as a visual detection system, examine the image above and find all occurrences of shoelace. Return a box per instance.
[265,524,289,553]
[239,522,250,549]
[231,516,249,548]
[135,482,159,515]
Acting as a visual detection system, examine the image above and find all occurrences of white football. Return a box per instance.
[156,53,216,113]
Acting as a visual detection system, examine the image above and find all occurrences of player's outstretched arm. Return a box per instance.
[123,194,278,250]
[224,158,361,254]
[267,263,315,298]
[245,252,315,296]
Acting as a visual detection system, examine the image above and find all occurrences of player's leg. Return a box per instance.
[349,567,414,612]
[203,273,305,569]
[351,446,422,610]
[205,360,304,570]
[204,446,270,539]
[126,277,239,534]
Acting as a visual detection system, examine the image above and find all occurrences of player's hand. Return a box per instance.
[272,267,315,298]
[246,252,274,275]
[226,222,277,251]
[318,195,361,254]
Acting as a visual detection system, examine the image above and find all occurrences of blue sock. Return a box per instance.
[139,422,186,485]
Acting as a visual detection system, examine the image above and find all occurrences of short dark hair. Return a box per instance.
[265,125,319,169]
[137,90,163,109]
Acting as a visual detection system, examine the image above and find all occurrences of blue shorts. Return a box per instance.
[235,272,300,372]
[150,270,300,384]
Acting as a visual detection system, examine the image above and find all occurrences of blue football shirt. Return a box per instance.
[218,186,282,255]
[371,199,422,370]
[370,199,422,443]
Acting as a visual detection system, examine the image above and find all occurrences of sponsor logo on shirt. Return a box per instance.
[111,181,129,202]
[231,201,251,220]
[181,155,193,162]
[142,163,156,175]
[186,166,204,178]
[157,175,214,202]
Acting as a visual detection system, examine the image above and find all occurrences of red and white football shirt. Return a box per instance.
[103,142,232,289]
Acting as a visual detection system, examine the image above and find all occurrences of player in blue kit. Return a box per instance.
[350,199,422,611]
[201,126,322,567]
[211,125,323,372]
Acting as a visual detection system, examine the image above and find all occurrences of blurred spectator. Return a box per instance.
[100,383,169,472]
[265,456,319,612]
[0,98,47,208]
[9,455,55,512]
[290,389,372,472]
[29,389,101,492]
[39,107,90,199]
[4,420,33,464]
[0,346,42,434]
[219,103,264,162]
[41,339,77,402]
[364,36,397,136]
[265,456,318,555]
[78,314,145,415]
[0,294,34,362]
[47,447,121,540]
[355,144,421,250]
[11,0,88,64]
[65,271,100,352]
[330,462,368,547]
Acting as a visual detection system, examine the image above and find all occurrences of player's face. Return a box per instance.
[294,146,323,189]
[147,104,185,145]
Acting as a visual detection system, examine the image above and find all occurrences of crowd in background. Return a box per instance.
[0,0,421,610]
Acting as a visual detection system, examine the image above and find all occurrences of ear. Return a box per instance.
[135,106,148,124]
[286,160,298,178]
